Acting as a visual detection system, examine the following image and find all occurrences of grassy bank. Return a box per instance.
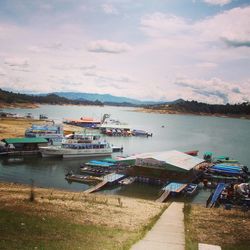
[184,204,250,250]
[0,182,166,249]
[0,209,131,250]
[0,117,50,139]
[0,117,97,139]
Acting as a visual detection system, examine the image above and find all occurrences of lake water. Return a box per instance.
[1,105,250,203]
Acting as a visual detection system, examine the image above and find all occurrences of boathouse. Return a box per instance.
[0,137,48,155]
[123,150,205,182]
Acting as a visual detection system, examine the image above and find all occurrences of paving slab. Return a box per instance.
[131,202,185,250]
[199,243,221,250]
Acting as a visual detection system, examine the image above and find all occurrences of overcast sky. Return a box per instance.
[0,0,249,104]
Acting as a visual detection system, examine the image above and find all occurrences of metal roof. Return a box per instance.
[2,137,48,144]
[122,150,204,171]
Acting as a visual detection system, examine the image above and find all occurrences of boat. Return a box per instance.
[63,117,101,129]
[132,129,152,137]
[40,134,113,158]
[111,145,123,152]
[184,150,199,156]
[100,114,132,136]
[25,124,64,145]
[65,173,102,184]
[25,113,34,119]
[119,177,136,185]
[39,114,48,120]
[80,166,114,176]
[183,183,198,196]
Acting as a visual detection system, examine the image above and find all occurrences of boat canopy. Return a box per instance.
[30,125,61,132]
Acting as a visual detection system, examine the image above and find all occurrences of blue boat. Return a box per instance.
[207,182,226,208]
[85,160,116,168]
[209,166,242,175]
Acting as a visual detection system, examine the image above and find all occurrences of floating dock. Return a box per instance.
[156,182,187,202]
[84,173,126,194]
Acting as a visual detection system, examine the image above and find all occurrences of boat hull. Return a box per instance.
[40,146,112,158]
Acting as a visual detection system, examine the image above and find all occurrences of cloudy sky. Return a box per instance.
[0,0,249,104]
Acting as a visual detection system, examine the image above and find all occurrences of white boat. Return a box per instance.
[40,136,112,158]
[100,121,131,136]
[25,124,64,146]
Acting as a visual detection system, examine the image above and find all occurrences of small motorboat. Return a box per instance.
[65,173,102,184]
[132,129,152,137]
[184,183,198,196]
[184,150,199,156]
[119,177,136,185]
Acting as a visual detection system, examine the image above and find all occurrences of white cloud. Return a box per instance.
[0,67,6,76]
[141,7,250,46]
[87,40,131,53]
[102,3,119,15]
[4,57,29,67]
[83,68,135,84]
[141,12,190,38]
[53,63,96,71]
[175,77,250,104]
[203,0,232,6]
[195,7,250,44]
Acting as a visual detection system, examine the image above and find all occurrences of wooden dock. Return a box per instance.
[84,173,126,194]
[156,182,188,203]
[84,180,108,194]
[156,190,171,203]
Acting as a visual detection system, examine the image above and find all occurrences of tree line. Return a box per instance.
[0,89,103,106]
[145,100,250,115]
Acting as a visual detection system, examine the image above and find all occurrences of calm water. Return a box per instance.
[1,105,250,203]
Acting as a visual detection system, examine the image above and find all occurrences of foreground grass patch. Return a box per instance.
[184,204,250,250]
[0,209,137,250]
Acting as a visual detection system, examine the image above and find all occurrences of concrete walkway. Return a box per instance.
[199,243,221,250]
[131,202,185,250]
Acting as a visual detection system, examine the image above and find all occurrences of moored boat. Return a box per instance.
[184,150,199,156]
[132,129,152,137]
[25,124,64,145]
[63,117,101,129]
[65,173,102,184]
[40,134,112,158]
[183,183,198,196]
[118,177,136,185]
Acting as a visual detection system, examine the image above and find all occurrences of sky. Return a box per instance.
[0,0,250,104]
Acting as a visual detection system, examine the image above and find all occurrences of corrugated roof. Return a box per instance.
[122,150,204,171]
[3,138,48,144]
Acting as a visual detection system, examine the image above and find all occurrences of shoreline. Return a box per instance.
[0,102,39,109]
[135,108,250,120]
[0,102,105,109]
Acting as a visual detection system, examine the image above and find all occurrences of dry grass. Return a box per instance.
[184,204,250,250]
[0,118,50,139]
[0,182,165,231]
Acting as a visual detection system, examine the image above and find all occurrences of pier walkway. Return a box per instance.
[131,202,185,250]
[156,182,187,202]
[84,173,126,194]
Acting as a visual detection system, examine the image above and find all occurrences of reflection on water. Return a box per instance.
[1,105,250,203]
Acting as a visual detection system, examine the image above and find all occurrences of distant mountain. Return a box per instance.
[52,92,164,105]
